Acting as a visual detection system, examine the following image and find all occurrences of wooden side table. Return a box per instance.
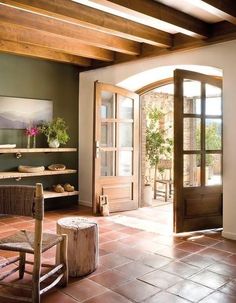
[56,217,98,277]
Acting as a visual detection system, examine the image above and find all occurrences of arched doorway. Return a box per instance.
[136,68,223,233]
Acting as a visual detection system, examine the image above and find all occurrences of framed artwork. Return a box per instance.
[0,96,53,129]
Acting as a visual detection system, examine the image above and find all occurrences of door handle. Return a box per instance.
[95,141,100,158]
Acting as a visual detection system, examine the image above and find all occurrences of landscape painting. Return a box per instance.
[0,96,53,129]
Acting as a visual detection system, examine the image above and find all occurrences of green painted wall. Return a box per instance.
[0,53,79,208]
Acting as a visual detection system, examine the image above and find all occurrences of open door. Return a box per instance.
[174,70,223,233]
[93,81,139,213]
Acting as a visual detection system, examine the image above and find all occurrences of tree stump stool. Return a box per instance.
[56,217,98,277]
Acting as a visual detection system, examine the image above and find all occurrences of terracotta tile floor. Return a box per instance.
[0,204,236,302]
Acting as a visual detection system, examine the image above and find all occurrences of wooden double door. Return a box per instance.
[93,70,223,234]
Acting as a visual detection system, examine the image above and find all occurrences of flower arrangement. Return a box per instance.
[25,127,40,137]
[25,126,40,148]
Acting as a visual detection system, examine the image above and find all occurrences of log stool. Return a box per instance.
[56,217,98,277]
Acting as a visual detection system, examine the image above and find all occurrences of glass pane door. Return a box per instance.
[174,69,223,233]
[94,82,139,213]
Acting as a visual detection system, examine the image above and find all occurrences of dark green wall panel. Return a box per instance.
[0,53,79,208]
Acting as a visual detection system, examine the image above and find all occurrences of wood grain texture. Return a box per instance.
[57,218,98,277]
[0,0,172,47]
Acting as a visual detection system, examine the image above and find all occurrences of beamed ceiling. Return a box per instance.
[0,0,236,69]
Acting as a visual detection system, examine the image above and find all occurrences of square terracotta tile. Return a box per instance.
[181,254,216,269]
[42,291,79,303]
[222,254,236,266]
[61,278,107,302]
[219,280,236,296]
[83,290,133,303]
[207,263,236,278]
[153,234,185,246]
[197,247,232,261]
[100,241,129,253]
[99,253,131,269]
[156,246,191,259]
[139,269,183,289]
[115,261,154,278]
[168,280,213,302]
[114,279,160,302]
[119,227,142,235]
[198,291,236,303]
[134,240,168,253]
[117,247,148,260]
[89,269,131,289]
[102,231,128,241]
[143,291,190,303]
[212,240,236,254]
[161,261,200,278]
[190,270,230,289]
[187,235,221,247]
[175,241,205,253]
[141,253,172,269]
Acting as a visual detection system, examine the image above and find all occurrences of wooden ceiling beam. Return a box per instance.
[0,21,114,61]
[0,0,172,48]
[0,39,91,66]
[199,0,236,25]
[0,3,140,55]
[96,22,236,68]
[89,0,209,38]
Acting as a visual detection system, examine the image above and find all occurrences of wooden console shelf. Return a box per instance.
[44,190,79,199]
[0,169,77,180]
[0,147,79,204]
[0,148,77,155]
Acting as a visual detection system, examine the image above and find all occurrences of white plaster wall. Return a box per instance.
[79,40,236,239]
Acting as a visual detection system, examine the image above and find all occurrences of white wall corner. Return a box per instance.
[222,231,236,240]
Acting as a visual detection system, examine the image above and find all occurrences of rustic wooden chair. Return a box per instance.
[154,159,173,201]
[0,183,68,303]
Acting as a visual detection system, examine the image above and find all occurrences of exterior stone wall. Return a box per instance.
[140,91,173,203]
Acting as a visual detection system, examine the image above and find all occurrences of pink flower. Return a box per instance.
[25,127,40,137]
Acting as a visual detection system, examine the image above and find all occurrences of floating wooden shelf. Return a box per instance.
[44,190,79,199]
[0,148,77,154]
[0,169,77,180]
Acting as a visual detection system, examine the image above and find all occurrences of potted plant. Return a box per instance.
[145,106,173,188]
[143,176,153,206]
[40,117,70,148]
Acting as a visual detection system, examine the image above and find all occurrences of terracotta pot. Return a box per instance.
[143,185,152,206]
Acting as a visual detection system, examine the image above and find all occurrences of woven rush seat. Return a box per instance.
[0,231,63,253]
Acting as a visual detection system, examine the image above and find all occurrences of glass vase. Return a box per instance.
[33,136,36,148]
[27,135,31,149]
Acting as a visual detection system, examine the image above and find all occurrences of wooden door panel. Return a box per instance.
[102,184,132,200]
[174,69,223,232]
[184,194,222,217]
[183,216,222,232]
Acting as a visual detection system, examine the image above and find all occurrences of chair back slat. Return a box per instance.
[0,185,43,219]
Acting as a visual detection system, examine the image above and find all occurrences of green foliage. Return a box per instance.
[196,122,221,166]
[40,117,70,145]
[145,107,173,169]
